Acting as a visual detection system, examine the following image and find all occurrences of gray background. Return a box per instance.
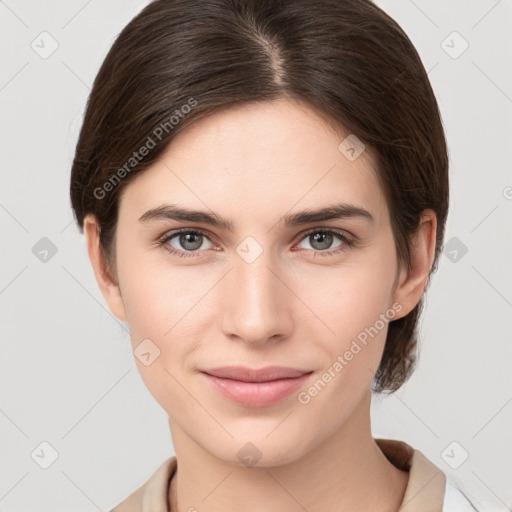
[1,0,511,510]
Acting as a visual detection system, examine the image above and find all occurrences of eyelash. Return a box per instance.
[156,228,355,260]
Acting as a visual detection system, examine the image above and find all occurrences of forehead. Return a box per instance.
[119,98,389,229]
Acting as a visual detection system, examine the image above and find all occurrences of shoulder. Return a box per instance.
[375,438,481,512]
[108,456,177,512]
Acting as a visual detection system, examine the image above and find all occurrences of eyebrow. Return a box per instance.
[138,203,374,231]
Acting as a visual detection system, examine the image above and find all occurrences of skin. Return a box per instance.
[84,97,436,512]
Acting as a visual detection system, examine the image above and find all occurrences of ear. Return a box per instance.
[391,209,437,319]
[83,214,127,322]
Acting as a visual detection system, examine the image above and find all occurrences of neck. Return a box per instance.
[168,390,408,512]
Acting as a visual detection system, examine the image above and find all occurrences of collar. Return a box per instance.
[110,438,446,511]
[374,438,446,510]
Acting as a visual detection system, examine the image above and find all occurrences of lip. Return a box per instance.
[201,365,312,382]
[200,366,313,407]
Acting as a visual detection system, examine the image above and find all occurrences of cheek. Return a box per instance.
[117,246,207,336]
[293,249,397,385]
[117,263,205,413]
[298,253,396,339]
[295,275,395,419]
[117,259,217,386]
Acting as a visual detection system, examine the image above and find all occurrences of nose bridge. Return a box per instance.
[222,241,291,343]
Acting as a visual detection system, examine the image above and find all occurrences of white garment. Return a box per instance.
[443,480,478,511]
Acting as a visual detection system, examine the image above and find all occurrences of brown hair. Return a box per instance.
[69,0,449,393]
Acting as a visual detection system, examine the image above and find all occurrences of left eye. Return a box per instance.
[296,230,348,252]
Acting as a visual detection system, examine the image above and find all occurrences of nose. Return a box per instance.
[220,247,294,346]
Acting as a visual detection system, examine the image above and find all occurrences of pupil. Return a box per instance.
[312,232,332,250]
[181,233,202,250]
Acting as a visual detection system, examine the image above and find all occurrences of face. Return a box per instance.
[90,98,414,467]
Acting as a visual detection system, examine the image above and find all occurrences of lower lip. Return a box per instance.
[201,372,313,407]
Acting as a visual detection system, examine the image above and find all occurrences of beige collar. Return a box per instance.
[375,438,446,510]
[110,438,446,511]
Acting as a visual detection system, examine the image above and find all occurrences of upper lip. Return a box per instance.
[201,366,312,383]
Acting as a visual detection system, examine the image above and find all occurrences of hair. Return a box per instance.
[69,0,449,394]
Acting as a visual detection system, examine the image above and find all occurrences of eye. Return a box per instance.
[157,227,355,259]
[294,229,354,257]
[157,229,215,258]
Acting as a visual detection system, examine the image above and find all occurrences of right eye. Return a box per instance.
[158,229,216,258]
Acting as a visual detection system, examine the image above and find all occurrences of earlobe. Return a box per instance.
[83,214,128,322]
[391,210,437,319]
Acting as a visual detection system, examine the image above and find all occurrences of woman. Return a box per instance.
[69,0,477,510]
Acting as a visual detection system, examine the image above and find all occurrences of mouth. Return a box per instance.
[201,365,313,382]
[200,366,314,407]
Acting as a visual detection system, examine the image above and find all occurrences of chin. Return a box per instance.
[200,430,312,469]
